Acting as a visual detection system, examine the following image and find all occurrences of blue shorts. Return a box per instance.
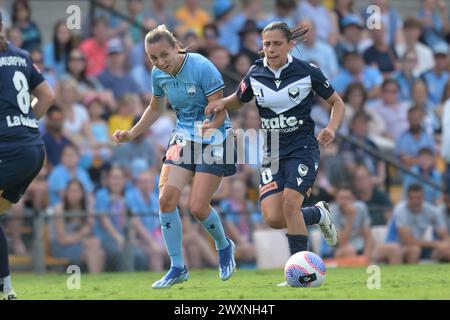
[259,144,320,201]
[0,144,46,203]
[163,131,236,177]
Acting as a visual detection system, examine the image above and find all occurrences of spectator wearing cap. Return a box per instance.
[264,0,298,28]
[363,23,399,76]
[332,51,383,99]
[292,19,339,80]
[395,106,436,169]
[97,38,143,100]
[79,16,109,77]
[334,14,372,66]
[361,0,403,47]
[420,42,450,107]
[297,0,338,45]
[416,0,450,48]
[175,0,210,37]
[396,17,435,77]
[238,19,261,64]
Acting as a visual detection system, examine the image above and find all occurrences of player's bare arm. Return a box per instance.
[112,95,166,145]
[31,81,55,119]
[317,91,345,147]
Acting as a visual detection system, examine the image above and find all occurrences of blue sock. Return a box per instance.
[200,207,229,251]
[301,206,322,225]
[286,234,309,255]
[0,224,10,281]
[159,209,184,269]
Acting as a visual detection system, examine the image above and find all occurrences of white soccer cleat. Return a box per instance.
[1,288,17,300]
[315,201,338,247]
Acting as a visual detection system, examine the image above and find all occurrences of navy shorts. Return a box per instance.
[163,130,237,177]
[259,144,320,201]
[0,144,46,203]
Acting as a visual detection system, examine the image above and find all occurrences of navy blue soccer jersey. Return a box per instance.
[236,54,335,158]
[0,42,45,148]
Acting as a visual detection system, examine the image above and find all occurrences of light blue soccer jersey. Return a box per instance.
[152,53,232,144]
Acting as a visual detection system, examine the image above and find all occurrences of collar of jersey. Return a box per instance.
[263,54,293,78]
[170,53,189,78]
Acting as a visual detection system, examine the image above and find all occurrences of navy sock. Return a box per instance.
[301,206,322,225]
[0,224,10,279]
[286,234,309,256]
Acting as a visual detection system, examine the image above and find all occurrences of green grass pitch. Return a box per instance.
[11,263,450,300]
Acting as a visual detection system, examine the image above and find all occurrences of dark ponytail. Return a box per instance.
[258,22,309,58]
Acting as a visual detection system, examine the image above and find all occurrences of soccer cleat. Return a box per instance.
[151,266,189,289]
[316,201,338,247]
[218,239,236,281]
[1,288,17,300]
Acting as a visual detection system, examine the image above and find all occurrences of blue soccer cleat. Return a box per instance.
[218,239,236,281]
[151,266,190,289]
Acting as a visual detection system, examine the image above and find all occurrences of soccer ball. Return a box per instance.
[284,251,326,287]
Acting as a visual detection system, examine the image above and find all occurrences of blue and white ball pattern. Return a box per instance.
[284,251,326,287]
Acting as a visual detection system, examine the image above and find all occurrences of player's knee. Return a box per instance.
[262,209,284,229]
[188,201,209,220]
[158,193,177,212]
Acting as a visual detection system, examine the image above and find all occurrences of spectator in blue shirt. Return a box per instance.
[403,148,442,205]
[97,38,143,100]
[395,106,436,169]
[94,166,147,271]
[416,0,449,48]
[292,19,339,80]
[47,144,94,206]
[125,169,166,271]
[421,42,450,107]
[43,21,76,77]
[332,51,383,99]
[42,106,73,170]
[392,49,419,102]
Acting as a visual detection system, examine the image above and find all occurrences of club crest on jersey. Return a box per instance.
[288,87,300,102]
[185,83,197,97]
[298,164,308,177]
